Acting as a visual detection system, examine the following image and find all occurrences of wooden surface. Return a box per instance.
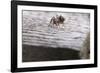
[22,11,90,51]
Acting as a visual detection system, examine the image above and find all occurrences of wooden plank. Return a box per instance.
[22,10,90,51]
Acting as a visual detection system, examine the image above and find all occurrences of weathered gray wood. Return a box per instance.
[22,11,90,51]
[79,33,90,59]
